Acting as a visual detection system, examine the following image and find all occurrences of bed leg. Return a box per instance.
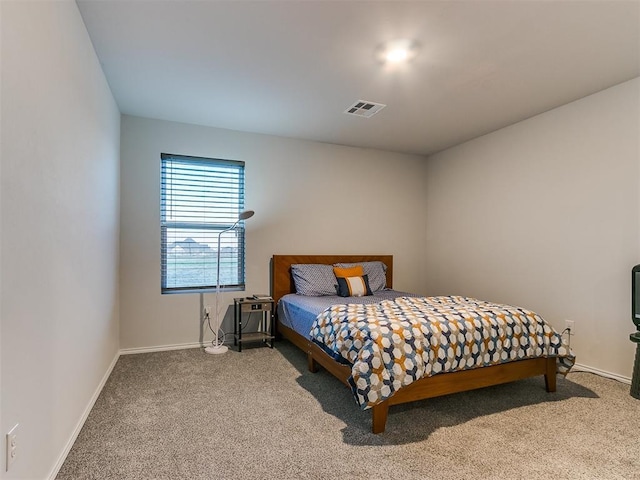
[307,352,319,373]
[544,357,557,392]
[372,401,389,434]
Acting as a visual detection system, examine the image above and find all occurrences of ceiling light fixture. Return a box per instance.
[378,39,418,64]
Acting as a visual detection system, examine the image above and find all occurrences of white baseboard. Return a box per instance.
[119,340,209,355]
[47,350,120,480]
[571,362,632,385]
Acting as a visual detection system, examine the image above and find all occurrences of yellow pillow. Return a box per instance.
[333,265,364,278]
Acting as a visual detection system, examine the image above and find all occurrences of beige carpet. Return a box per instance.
[57,342,640,480]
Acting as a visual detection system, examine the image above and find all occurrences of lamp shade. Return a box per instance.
[238,210,254,221]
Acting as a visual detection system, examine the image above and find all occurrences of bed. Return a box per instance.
[271,254,574,433]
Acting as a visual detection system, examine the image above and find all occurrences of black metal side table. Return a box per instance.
[233,297,275,352]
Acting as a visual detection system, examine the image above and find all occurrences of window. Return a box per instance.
[161,153,246,293]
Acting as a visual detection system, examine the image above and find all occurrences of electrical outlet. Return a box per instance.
[565,319,575,335]
[6,424,18,472]
[204,306,211,317]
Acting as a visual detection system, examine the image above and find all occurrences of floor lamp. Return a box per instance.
[205,210,255,354]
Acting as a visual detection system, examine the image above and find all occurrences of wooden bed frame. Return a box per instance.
[271,254,557,434]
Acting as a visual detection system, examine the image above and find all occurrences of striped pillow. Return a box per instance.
[336,274,373,297]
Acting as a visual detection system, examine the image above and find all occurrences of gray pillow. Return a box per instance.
[334,261,387,292]
[291,264,338,296]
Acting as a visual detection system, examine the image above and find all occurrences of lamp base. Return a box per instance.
[205,344,228,355]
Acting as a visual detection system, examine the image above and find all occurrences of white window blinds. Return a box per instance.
[161,153,246,293]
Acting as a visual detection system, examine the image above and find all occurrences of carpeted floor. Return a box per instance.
[57,342,640,480]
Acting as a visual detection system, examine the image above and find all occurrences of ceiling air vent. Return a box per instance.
[344,100,386,118]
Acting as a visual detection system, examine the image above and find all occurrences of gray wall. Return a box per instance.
[0,1,120,478]
[119,115,429,350]
[424,78,640,378]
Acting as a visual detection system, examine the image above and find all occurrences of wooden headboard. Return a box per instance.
[271,255,393,306]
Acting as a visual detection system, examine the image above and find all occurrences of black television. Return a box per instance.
[634,265,640,330]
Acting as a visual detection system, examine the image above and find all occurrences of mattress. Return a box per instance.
[277,289,416,337]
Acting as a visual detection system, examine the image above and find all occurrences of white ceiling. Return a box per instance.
[76,0,640,156]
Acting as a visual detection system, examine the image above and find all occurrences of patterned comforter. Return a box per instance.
[310,296,575,409]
